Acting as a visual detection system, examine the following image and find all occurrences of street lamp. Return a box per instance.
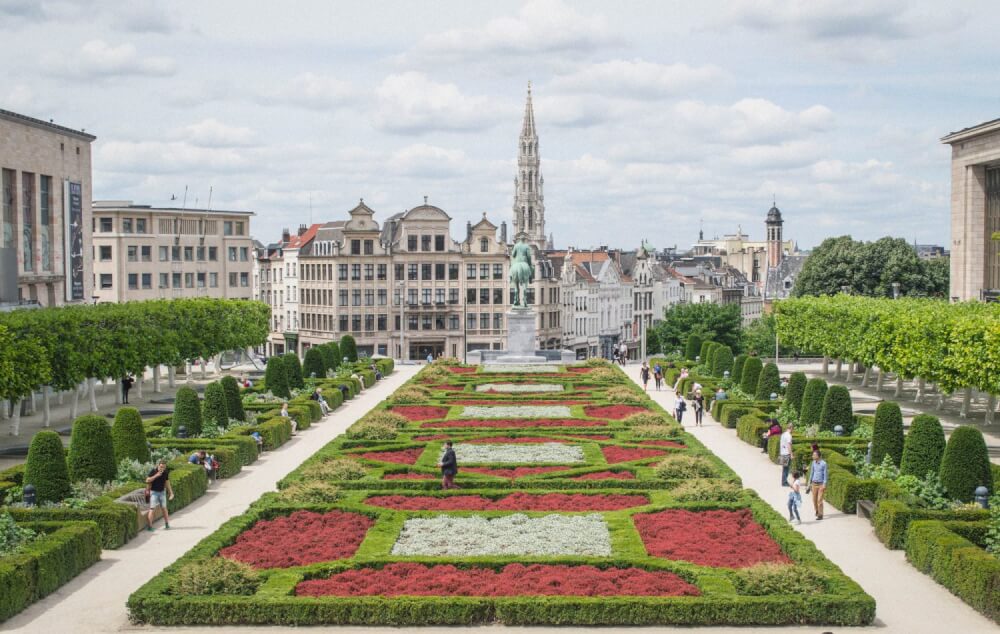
[397,280,406,363]
[891,282,901,300]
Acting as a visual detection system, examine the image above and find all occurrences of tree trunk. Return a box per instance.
[214,353,224,376]
[26,390,36,416]
[58,389,64,406]
[10,399,22,435]
[168,366,176,389]
[153,366,161,393]
[875,368,885,391]
[88,377,99,412]
[70,383,81,420]
[186,362,193,384]
[42,386,51,427]
[894,377,903,397]
[960,387,972,418]
[985,394,996,425]
[834,359,842,379]
[0,400,7,421]
[200,359,207,380]
[915,378,925,402]
[136,371,144,400]
[846,361,854,382]
[861,366,871,387]
[115,378,123,405]
[937,392,947,411]
[822,357,829,374]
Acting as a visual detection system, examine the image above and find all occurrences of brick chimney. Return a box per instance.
[281,227,290,243]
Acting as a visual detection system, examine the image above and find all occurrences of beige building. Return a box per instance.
[90,201,254,303]
[942,118,1000,301]
[1,108,95,306]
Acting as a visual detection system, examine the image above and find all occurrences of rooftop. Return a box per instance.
[92,200,254,216]
[941,117,1000,144]
[0,108,96,142]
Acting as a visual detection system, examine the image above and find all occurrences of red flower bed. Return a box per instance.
[392,406,450,421]
[463,466,570,479]
[358,448,424,464]
[567,367,594,374]
[584,405,649,419]
[634,509,791,568]
[428,384,465,391]
[220,510,372,569]
[423,418,606,428]
[382,473,436,480]
[447,366,477,374]
[640,440,685,448]
[296,563,700,597]
[413,434,450,441]
[363,492,648,511]
[449,400,591,406]
[562,434,612,440]
[602,446,666,463]
[464,436,566,444]
[574,385,597,391]
[572,470,636,480]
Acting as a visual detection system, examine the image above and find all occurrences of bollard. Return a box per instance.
[770,393,777,401]
[177,425,188,439]
[974,486,989,509]
[833,425,844,437]
[23,484,36,506]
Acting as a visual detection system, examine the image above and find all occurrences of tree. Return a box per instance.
[784,372,807,415]
[24,430,71,503]
[731,354,747,385]
[754,362,781,401]
[319,342,340,375]
[800,378,828,427]
[303,347,326,380]
[939,426,993,501]
[900,414,946,477]
[202,381,229,429]
[653,303,741,353]
[220,375,245,422]
[340,335,358,363]
[112,407,149,464]
[684,334,703,361]
[818,385,853,433]
[711,345,734,378]
[172,386,203,436]
[739,357,763,395]
[265,356,290,398]
[283,353,304,389]
[871,401,904,466]
[67,414,116,483]
[740,314,798,357]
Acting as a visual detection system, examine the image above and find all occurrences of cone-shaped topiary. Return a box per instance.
[303,347,325,380]
[739,357,763,395]
[220,375,245,422]
[699,340,714,366]
[202,381,229,429]
[754,362,781,401]
[282,353,304,389]
[819,385,853,432]
[731,354,747,385]
[111,407,149,464]
[711,345,734,378]
[785,372,807,416]
[684,334,702,361]
[800,378,828,427]
[871,401,904,466]
[265,356,290,398]
[319,342,340,376]
[24,430,71,503]
[67,414,116,483]
[939,426,993,502]
[172,386,203,437]
[340,335,358,362]
[900,414,946,477]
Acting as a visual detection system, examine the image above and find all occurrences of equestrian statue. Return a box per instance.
[509,234,535,309]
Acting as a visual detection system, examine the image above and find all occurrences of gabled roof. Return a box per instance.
[284,223,322,249]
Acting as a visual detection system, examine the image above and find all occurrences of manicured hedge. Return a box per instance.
[202,382,230,430]
[684,334,702,361]
[784,372,807,416]
[221,375,246,422]
[23,431,70,504]
[340,334,358,362]
[67,415,116,483]
[799,378,827,427]
[739,357,762,395]
[283,353,305,390]
[265,356,290,399]
[754,363,781,401]
[303,347,326,380]
[173,386,203,437]
[900,414,945,477]
[939,426,993,501]
[112,407,150,464]
[818,385,852,433]
[872,498,988,549]
[871,401,903,467]
[731,354,747,385]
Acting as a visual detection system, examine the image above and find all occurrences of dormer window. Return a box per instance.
[480,237,489,252]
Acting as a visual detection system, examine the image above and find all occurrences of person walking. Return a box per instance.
[807,449,828,520]
[439,440,459,490]
[121,375,134,404]
[779,423,794,486]
[639,362,650,391]
[145,459,174,531]
[674,392,687,423]
[761,418,781,453]
[653,363,663,391]
[693,389,705,426]
[787,470,803,524]
[427,353,434,364]
[673,368,688,391]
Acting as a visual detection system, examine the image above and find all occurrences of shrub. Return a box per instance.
[283,353,304,389]
[605,386,643,404]
[785,372,807,416]
[67,415,116,483]
[0,512,38,556]
[739,357,763,394]
[391,387,431,404]
[653,455,716,479]
[671,479,741,502]
[800,378,828,427]
[111,407,149,464]
[939,426,993,502]
[584,357,611,367]
[684,334,702,361]
[280,481,340,504]
[734,564,827,596]
[23,431,71,504]
[631,425,682,439]
[622,412,671,427]
[340,334,358,362]
[699,340,714,365]
[587,368,618,382]
[419,365,452,384]
[345,421,398,440]
[172,386,203,437]
[172,558,260,596]
[303,347,326,379]
[871,401,904,467]
[302,458,367,481]
[202,382,229,430]
[220,375,246,422]
[900,414,946,477]
[264,356,290,398]
[364,411,409,429]
[731,354,747,384]
[711,345,734,378]
[319,342,340,376]
[819,386,853,433]
[754,362,781,401]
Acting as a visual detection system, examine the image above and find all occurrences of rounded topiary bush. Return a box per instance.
[220,375,245,422]
[24,430,71,503]
[282,353,304,389]
[340,335,358,362]
[785,372,807,416]
[265,356,290,398]
[303,347,326,380]
[67,414,116,483]
[202,381,229,430]
[739,357,763,395]
[711,345,734,378]
[172,385,203,437]
[111,407,149,464]
[819,385,853,433]
[939,426,993,501]
[699,341,714,366]
[319,342,340,375]
[900,413,946,477]
[731,354,747,384]
[871,401,904,466]
[684,334,703,362]
[800,378,828,427]
[754,362,781,401]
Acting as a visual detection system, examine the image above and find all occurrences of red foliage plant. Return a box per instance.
[392,406,449,421]
[462,466,570,479]
[296,562,700,597]
[640,440,685,448]
[423,418,606,429]
[382,473,436,480]
[449,400,591,406]
[358,448,424,465]
[363,492,648,511]
[464,436,567,444]
[602,446,666,464]
[428,384,465,391]
[572,470,636,480]
[413,434,450,441]
[447,366,478,374]
[584,405,650,419]
[220,510,373,569]
[566,367,594,374]
[634,509,791,568]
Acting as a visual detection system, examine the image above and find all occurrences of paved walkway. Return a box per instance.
[5,364,420,633]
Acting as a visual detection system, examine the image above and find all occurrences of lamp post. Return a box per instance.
[891,282,901,300]
[397,280,405,363]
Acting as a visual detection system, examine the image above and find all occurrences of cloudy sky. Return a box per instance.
[2,0,997,250]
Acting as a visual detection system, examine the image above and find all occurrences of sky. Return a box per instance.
[2,0,998,251]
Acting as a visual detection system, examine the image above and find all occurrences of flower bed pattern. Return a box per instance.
[462,466,572,479]
[219,510,373,569]
[358,448,424,464]
[584,404,650,419]
[640,440,686,448]
[475,383,565,393]
[572,470,636,480]
[451,400,590,406]
[364,493,649,511]
[460,405,572,419]
[463,435,566,444]
[424,418,606,428]
[602,446,667,463]
[449,443,584,464]
[382,473,436,480]
[446,367,478,374]
[392,405,450,421]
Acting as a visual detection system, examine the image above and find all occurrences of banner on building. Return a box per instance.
[63,181,84,301]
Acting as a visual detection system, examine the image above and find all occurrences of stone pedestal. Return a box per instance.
[496,309,547,364]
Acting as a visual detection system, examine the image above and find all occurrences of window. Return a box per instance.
[467,314,477,330]
[407,235,417,251]
[494,313,503,330]
[377,263,387,280]
[422,288,431,304]
[160,247,169,262]
[99,245,112,261]
[127,245,138,262]
[224,221,233,236]
[449,263,459,280]
[228,247,238,261]
[123,218,133,233]
[365,289,374,305]
[100,274,112,289]
[493,264,503,280]
[480,288,490,304]
[351,264,361,280]
[240,272,249,287]
[407,288,418,304]
[209,272,218,288]
[338,264,348,281]
[422,315,432,330]
[421,234,431,251]
[1,169,13,250]
[136,218,147,234]
[352,290,361,306]
[377,289,387,305]
[480,312,489,330]
[196,246,205,261]
[395,263,404,280]
[351,239,361,255]
[172,272,181,288]
[435,288,445,303]
[493,288,503,304]
[408,314,418,330]
[365,314,374,331]
[436,315,445,330]
[229,272,238,287]
[480,237,489,252]
[435,263,445,280]
[339,290,348,306]
[480,264,489,279]
[449,288,458,303]
[208,246,218,261]
[467,288,476,304]
[408,263,418,280]
[364,264,374,280]
[142,273,152,289]
[364,239,374,255]
[449,315,459,330]
[128,273,139,290]
[377,314,387,330]
[185,272,194,288]
[240,247,249,261]
[435,235,445,251]
[421,263,431,280]
[351,315,361,331]
[159,273,169,288]
[184,246,194,261]
[235,221,244,235]
[169,245,178,261]
[100,217,113,232]
[337,315,347,332]
[141,246,151,262]
[467,264,476,279]
[38,175,51,271]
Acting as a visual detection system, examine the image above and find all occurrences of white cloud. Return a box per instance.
[673,98,834,146]
[388,144,468,179]
[96,140,248,174]
[256,72,357,110]
[550,59,724,98]
[42,40,175,79]
[174,118,256,148]
[373,72,508,134]
[113,3,177,34]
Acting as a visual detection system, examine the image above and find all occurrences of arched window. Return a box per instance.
[528,207,534,229]
[480,237,489,252]
[527,171,532,192]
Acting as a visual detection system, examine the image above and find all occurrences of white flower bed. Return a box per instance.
[460,405,572,419]
[445,443,584,464]
[391,514,612,556]
[483,364,561,373]
[475,383,564,393]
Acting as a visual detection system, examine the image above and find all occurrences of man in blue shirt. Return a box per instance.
[807,449,828,520]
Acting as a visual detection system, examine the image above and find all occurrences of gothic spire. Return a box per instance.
[512,81,545,250]
[521,81,536,139]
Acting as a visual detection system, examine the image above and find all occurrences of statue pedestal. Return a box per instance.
[467,309,576,366]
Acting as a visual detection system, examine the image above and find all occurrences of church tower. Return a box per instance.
[765,201,784,268]
[512,82,546,249]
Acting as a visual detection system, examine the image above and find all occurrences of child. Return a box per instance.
[788,470,803,524]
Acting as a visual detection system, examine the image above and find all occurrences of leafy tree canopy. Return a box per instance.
[653,302,741,353]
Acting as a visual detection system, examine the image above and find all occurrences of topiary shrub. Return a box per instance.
[785,372,807,416]
[24,430,71,503]
[731,354,747,385]
[282,353,304,389]
[111,407,149,464]
[340,335,358,362]
[301,458,367,481]
[389,386,432,405]
[671,479,742,502]
[819,385,853,433]
[653,455,717,479]
[345,420,398,440]
[754,362,781,401]
[711,345,734,378]
[220,375,245,422]
[939,426,993,502]
[900,414,946,477]
[202,382,229,430]
[172,558,259,596]
[684,334,702,361]
[871,401,904,467]
[739,357,763,395]
[622,412,671,427]
[319,342,340,375]
[279,481,340,504]
[67,415,116,483]
[605,386,644,404]
[362,411,409,429]
[699,340,714,366]
[303,347,326,380]
[264,356,290,398]
[172,386,203,437]
[800,378,828,427]
[630,424,683,439]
